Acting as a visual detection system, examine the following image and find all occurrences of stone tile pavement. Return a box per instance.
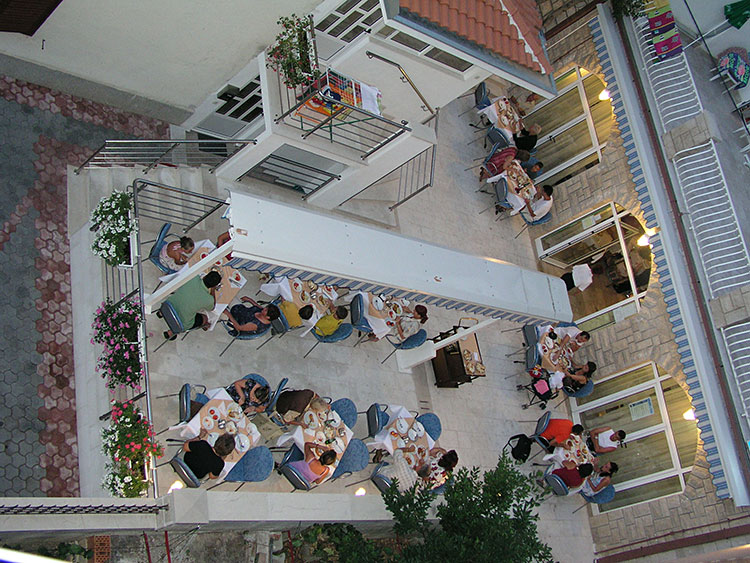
[0,75,167,497]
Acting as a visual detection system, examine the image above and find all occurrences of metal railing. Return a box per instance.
[275,69,411,159]
[365,51,436,118]
[673,140,750,298]
[241,153,341,197]
[74,139,256,175]
[721,322,750,421]
[632,14,703,131]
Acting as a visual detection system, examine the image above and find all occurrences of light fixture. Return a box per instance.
[354,487,367,497]
[598,89,611,101]
[167,480,185,494]
[637,234,650,247]
[683,409,696,421]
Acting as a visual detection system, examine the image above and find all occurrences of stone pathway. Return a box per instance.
[0,75,168,497]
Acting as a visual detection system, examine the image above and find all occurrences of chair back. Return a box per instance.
[331,398,358,429]
[149,223,176,274]
[267,377,289,414]
[225,446,274,483]
[544,472,570,496]
[533,412,551,437]
[320,323,354,343]
[350,294,372,332]
[524,344,540,371]
[522,324,538,347]
[366,403,389,438]
[279,462,313,491]
[370,462,393,494]
[169,451,201,488]
[581,484,615,504]
[331,438,369,479]
[398,329,427,350]
[487,127,510,146]
[474,82,489,108]
[243,373,270,389]
[160,301,185,334]
[416,412,442,441]
[565,379,594,399]
[222,319,272,340]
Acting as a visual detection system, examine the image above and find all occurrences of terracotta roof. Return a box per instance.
[398,0,552,75]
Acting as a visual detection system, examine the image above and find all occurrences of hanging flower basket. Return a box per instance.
[90,190,136,267]
[91,297,145,391]
[267,14,321,90]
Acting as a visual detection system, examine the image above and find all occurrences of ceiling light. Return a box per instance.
[599,89,611,101]
[683,409,696,421]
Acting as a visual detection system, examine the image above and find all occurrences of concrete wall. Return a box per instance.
[532,6,750,559]
[0,0,319,112]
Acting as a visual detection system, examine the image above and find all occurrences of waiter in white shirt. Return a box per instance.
[520,184,553,221]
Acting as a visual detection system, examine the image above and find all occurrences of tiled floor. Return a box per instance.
[0,75,167,497]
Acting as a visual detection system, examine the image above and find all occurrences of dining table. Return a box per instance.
[543,433,595,468]
[370,405,435,471]
[485,160,535,215]
[260,276,339,335]
[159,239,247,330]
[478,96,523,137]
[351,291,411,339]
[176,387,262,479]
[275,400,353,484]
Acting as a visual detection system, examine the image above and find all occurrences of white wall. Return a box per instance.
[0,0,320,111]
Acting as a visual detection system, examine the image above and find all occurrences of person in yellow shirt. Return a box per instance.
[314,305,348,336]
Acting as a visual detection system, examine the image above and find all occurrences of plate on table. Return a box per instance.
[235,433,251,453]
[206,432,220,447]
[328,410,342,427]
[387,309,396,320]
[412,421,425,438]
[393,449,405,461]
[200,252,209,260]
[408,428,418,442]
[395,418,409,435]
[391,303,403,315]
[317,294,328,307]
[417,445,428,459]
[315,431,326,443]
[300,290,311,303]
[227,404,243,422]
[396,438,407,449]
[332,438,345,454]
[303,410,319,429]
[225,421,238,435]
[404,452,417,468]
[202,416,215,431]
[372,296,384,311]
[292,280,303,292]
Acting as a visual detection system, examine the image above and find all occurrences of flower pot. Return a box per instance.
[116,224,138,270]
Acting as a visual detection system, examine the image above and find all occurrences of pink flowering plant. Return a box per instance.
[92,297,144,391]
[101,400,163,498]
[267,14,320,90]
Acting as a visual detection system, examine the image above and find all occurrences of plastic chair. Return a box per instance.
[360,403,390,438]
[544,468,570,496]
[459,81,491,119]
[514,211,553,239]
[167,450,202,488]
[147,222,179,275]
[416,413,442,441]
[267,377,289,415]
[256,298,289,350]
[529,412,551,459]
[331,438,369,480]
[575,484,616,512]
[331,398,358,429]
[349,294,372,346]
[381,329,427,364]
[277,444,313,491]
[554,379,594,408]
[155,382,208,434]
[369,461,393,494]
[222,446,274,491]
[304,322,354,358]
[219,319,272,357]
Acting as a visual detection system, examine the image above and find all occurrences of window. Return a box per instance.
[536,202,653,332]
[525,66,613,186]
[571,363,699,512]
[0,0,63,36]
[316,0,382,42]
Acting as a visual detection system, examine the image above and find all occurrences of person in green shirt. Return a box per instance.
[161,270,221,340]
[313,305,348,337]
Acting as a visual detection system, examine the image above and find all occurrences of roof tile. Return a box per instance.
[399,0,551,74]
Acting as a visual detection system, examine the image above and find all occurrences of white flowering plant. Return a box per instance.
[90,190,136,266]
[102,461,150,498]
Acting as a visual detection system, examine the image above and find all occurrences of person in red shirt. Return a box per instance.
[552,463,594,489]
[540,420,584,449]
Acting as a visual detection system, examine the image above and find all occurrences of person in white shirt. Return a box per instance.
[588,427,626,454]
[562,263,594,292]
[520,184,553,221]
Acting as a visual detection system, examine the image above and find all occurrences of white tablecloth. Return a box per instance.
[260,276,338,336]
[484,172,526,215]
[370,404,435,454]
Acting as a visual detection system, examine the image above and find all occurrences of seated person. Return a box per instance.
[313,305,349,337]
[377,454,419,491]
[159,236,195,271]
[226,377,271,414]
[561,361,597,393]
[216,231,232,260]
[544,427,589,466]
[581,461,619,497]
[393,304,428,342]
[183,432,235,480]
[537,324,588,355]
[513,123,542,152]
[162,271,221,340]
[479,148,531,180]
[415,448,458,490]
[551,462,594,489]
[275,389,317,424]
[287,442,337,485]
[521,157,544,180]
[588,427,626,454]
[539,418,577,449]
[521,184,553,220]
[223,296,280,335]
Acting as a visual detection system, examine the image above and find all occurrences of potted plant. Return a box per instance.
[267,14,321,90]
[90,190,136,267]
[91,297,144,391]
[101,400,163,498]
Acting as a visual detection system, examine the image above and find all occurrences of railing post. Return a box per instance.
[144,142,179,174]
[74,141,107,174]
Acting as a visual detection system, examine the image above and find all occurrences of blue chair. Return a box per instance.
[459,81,491,119]
[147,222,179,275]
[331,439,369,480]
[267,377,289,414]
[256,298,290,350]
[514,211,553,239]
[554,379,595,409]
[368,461,393,494]
[416,413,442,441]
[223,446,274,490]
[331,398,358,429]
[155,383,208,434]
[580,484,615,506]
[350,294,372,346]
[381,329,427,364]
[360,403,390,438]
[278,444,313,491]
[543,465,570,496]
[219,319,272,357]
[528,412,552,460]
[234,373,284,413]
[167,450,202,488]
[304,323,354,358]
